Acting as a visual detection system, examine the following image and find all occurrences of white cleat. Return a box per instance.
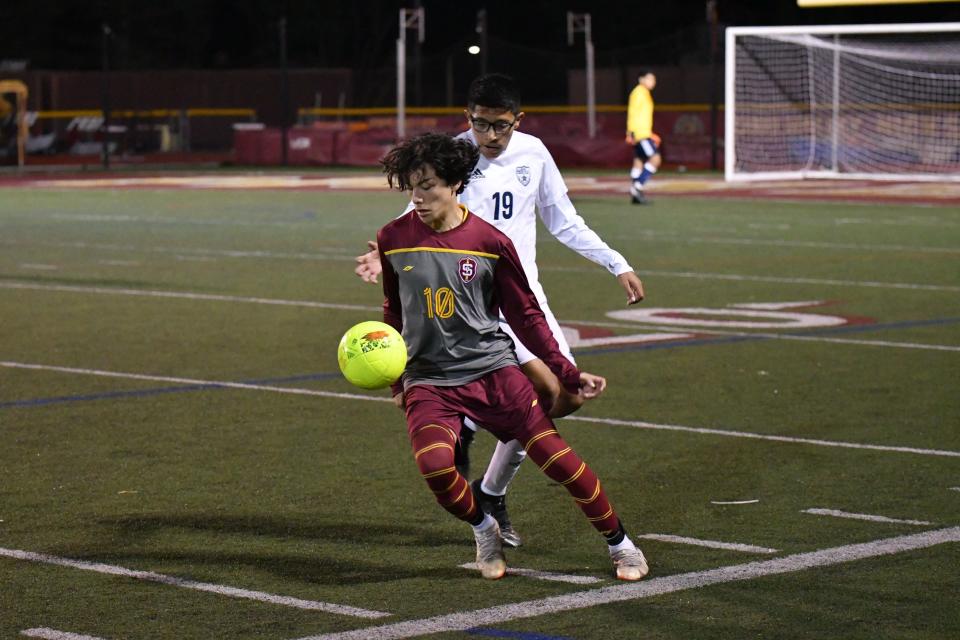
[474,521,507,580]
[611,547,649,581]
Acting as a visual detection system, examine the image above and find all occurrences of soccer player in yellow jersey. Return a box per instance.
[626,71,661,205]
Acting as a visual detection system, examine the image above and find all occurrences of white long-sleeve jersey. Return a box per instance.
[403,129,634,306]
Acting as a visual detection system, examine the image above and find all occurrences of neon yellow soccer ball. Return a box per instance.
[337,321,407,390]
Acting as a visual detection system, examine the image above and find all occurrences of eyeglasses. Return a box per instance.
[469,116,517,135]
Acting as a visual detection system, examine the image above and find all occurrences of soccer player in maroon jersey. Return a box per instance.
[376,132,648,581]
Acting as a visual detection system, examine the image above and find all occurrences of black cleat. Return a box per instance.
[454,427,475,478]
[471,478,523,548]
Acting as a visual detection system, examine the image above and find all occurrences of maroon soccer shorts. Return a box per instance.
[403,365,552,442]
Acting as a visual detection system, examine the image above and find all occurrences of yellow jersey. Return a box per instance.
[626,84,654,139]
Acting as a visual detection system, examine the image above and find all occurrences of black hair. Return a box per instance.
[466,73,522,114]
[381,133,480,195]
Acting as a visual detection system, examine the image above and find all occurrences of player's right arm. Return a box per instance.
[354,204,415,284]
[354,240,383,283]
[376,229,406,407]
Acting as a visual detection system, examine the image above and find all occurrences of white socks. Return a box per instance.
[608,535,637,555]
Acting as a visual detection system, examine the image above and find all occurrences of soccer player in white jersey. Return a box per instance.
[355,73,645,547]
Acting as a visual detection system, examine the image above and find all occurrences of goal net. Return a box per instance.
[725,23,960,182]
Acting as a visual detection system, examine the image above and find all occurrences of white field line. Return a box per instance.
[680,236,960,254]
[951,487,960,492]
[458,563,602,584]
[0,282,381,313]
[638,534,777,554]
[0,361,392,405]
[291,527,960,640]
[566,415,960,459]
[568,317,960,352]
[1,279,955,354]
[802,508,935,526]
[545,266,960,293]
[3,361,958,460]
[0,238,357,262]
[0,547,390,619]
[21,628,109,640]
[18,263,59,270]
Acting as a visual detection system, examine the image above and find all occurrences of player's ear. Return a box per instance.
[514,111,525,128]
[463,109,472,125]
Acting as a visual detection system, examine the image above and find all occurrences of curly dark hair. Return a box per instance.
[381,133,480,195]
[467,73,521,114]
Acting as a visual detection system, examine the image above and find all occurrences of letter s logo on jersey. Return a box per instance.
[458,257,478,283]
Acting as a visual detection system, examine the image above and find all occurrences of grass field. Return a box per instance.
[1,177,958,640]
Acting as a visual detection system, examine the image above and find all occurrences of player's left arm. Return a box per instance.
[539,194,644,305]
[493,238,582,395]
[536,149,644,304]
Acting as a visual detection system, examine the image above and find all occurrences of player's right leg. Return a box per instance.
[405,385,505,579]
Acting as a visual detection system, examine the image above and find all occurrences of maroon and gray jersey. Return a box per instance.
[377,206,580,394]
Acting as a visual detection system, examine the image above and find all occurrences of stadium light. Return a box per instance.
[468,45,481,55]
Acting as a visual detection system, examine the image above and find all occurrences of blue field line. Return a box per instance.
[576,315,960,357]
[0,371,341,410]
[465,629,576,640]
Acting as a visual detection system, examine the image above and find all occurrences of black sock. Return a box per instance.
[604,520,626,546]
[468,508,485,527]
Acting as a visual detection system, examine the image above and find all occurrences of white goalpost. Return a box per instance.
[725,22,960,182]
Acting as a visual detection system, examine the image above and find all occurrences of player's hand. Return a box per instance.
[625,134,635,145]
[617,271,645,305]
[392,391,406,410]
[354,240,383,284]
[578,372,607,400]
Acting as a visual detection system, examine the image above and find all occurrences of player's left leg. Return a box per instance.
[523,425,648,580]
[469,305,580,546]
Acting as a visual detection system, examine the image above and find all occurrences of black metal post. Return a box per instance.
[101,23,112,170]
[279,16,289,166]
[707,1,720,171]
[477,9,487,76]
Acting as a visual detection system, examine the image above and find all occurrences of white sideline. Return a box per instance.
[546,265,960,293]
[4,280,958,354]
[0,547,390,619]
[458,563,602,584]
[21,629,109,640]
[0,361,392,404]
[0,282,381,313]
[802,508,934,526]
[566,414,960,459]
[3,360,959,460]
[637,533,777,554]
[290,527,960,640]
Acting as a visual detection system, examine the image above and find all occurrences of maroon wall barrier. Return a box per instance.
[236,110,722,169]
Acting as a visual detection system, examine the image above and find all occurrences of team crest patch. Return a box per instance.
[458,257,478,283]
[515,165,531,186]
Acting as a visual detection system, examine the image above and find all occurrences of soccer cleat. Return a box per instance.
[473,521,507,579]
[471,479,523,548]
[630,184,649,205]
[454,427,475,478]
[611,547,649,581]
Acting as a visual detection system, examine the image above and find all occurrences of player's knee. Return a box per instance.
[411,426,456,475]
[548,390,584,419]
